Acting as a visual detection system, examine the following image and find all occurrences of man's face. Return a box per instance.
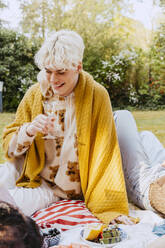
[45,66,80,96]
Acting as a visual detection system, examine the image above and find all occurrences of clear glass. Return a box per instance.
[42,101,56,139]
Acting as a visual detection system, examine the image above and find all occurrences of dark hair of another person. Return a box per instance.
[0,201,43,248]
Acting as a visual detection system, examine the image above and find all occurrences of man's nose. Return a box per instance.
[50,72,58,83]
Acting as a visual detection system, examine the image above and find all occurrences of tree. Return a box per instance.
[147,21,165,106]
[19,0,69,40]
[19,0,48,40]
[160,0,165,6]
[0,28,39,111]
[19,0,132,73]
[0,0,7,26]
[0,0,6,8]
[19,0,131,41]
[19,0,163,108]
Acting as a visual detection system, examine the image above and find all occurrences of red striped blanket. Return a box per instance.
[32,200,101,231]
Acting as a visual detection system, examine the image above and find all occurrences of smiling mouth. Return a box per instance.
[54,82,65,89]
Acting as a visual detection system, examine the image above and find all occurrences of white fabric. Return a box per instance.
[0,164,164,247]
[0,186,17,207]
[8,180,58,216]
[0,162,19,189]
[147,235,165,248]
[0,162,58,216]
[59,210,163,248]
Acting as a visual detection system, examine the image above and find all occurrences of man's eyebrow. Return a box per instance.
[45,68,67,72]
[56,69,66,72]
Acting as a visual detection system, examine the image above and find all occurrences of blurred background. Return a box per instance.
[0,0,165,112]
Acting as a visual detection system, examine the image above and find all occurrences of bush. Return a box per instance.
[93,50,139,107]
[0,28,39,111]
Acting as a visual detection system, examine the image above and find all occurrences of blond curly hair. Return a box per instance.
[35,30,85,71]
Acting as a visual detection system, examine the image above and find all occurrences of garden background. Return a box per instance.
[0,0,165,162]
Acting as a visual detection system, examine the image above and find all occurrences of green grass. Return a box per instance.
[132,111,165,147]
[0,111,165,163]
[0,113,15,163]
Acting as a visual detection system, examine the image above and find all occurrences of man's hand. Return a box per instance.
[26,114,54,136]
[110,215,135,225]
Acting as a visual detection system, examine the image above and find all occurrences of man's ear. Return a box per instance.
[77,62,82,72]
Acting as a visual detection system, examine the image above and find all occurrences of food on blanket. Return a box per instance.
[42,227,61,236]
[99,226,122,244]
[102,226,120,238]
[112,215,140,224]
[128,216,140,224]
[42,227,61,247]
[100,236,122,245]
[83,224,105,241]
[83,225,126,245]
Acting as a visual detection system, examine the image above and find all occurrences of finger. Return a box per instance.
[119,216,134,225]
[122,218,133,225]
[32,121,45,129]
[31,123,47,134]
[109,220,116,225]
[33,118,48,130]
[126,217,135,225]
[42,126,48,134]
[35,114,47,119]
[32,125,45,133]
[34,118,48,126]
[37,126,48,134]
[34,114,48,123]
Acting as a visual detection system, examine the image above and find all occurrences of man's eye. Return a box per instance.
[58,72,65,75]
[45,69,52,74]
[46,71,51,74]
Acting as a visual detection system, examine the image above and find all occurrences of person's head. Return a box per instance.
[35,30,85,97]
[0,201,43,248]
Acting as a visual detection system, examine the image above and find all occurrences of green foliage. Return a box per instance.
[19,0,131,40]
[91,48,149,108]
[140,18,165,109]
[0,0,6,9]
[93,52,133,107]
[0,0,7,26]
[0,28,39,111]
[0,0,164,110]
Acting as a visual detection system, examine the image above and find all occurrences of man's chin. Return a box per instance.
[52,89,66,96]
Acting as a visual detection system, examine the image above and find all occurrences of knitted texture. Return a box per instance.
[3,70,128,223]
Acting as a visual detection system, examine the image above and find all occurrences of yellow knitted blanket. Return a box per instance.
[3,71,128,223]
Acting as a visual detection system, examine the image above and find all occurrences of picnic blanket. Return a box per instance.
[32,199,164,247]
[0,185,163,247]
[58,209,163,247]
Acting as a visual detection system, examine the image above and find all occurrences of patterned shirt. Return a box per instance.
[8,92,83,200]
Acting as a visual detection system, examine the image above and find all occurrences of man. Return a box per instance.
[2,30,129,224]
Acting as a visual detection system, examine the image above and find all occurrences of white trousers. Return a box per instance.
[0,162,58,216]
[114,110,165,210]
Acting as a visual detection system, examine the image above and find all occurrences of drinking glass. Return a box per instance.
[42,101,56,139]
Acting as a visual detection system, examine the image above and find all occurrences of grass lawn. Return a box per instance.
[132,111,165,147]
[0,111,165,163]
[0,113,15,163]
